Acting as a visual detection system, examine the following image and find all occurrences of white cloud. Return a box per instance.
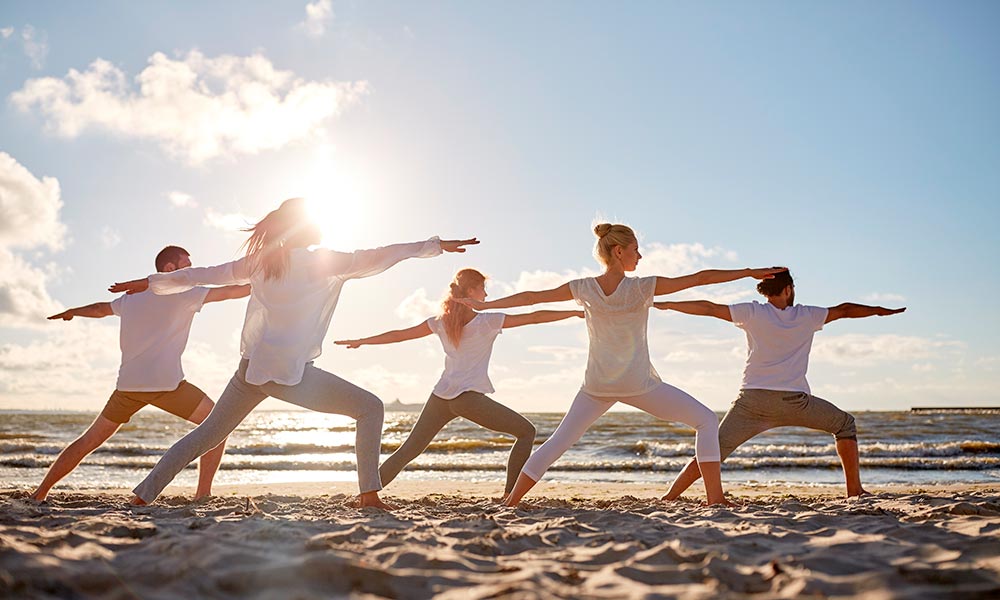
[204,207,252,233]
[0,320,120,408]
[861,292,907,305]
[394,287,441,323]
[0,152,67,328]
[0,152,66,251]
[635,242,739,277]
[1,27,13,39]
[100,225,121,248]
[167,190,197,208]
[299,0,334,38]
[0,249,62,327]
[812,334,964,365]
[20,25,48,69]
[11,50,368,164]
[349,364,420,399]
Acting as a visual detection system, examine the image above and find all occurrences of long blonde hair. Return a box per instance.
[439,269,487,347]
[241,198,320,280]
[593,222,638,267]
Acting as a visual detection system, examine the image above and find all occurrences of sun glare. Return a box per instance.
[302,145,369,250]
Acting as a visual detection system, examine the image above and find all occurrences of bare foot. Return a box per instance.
[193,492,213,501]
[704,497,736,507]
[356,492,396,510]
[28,490,46,502]
[129,495,147,506]
[847,488,872,499]
[659,493,681,502]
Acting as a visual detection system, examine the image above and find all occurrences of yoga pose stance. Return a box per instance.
[459,223,786,506]
[31,246,249,501]
[110,198,477,508]
[657,270,905,500]
[335,268,583,495]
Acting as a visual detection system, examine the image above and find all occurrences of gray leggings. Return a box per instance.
[379,391,536,495]
[718,388,858,460]
[133,359,384,502]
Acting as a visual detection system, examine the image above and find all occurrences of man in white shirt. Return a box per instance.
[30,246,250,501]
[655,270,905,499]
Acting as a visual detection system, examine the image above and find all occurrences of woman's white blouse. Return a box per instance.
[148,238,442,386]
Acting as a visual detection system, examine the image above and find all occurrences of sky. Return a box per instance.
[0,1,998,413]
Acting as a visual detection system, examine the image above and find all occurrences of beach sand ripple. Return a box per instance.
[2,488,999,599]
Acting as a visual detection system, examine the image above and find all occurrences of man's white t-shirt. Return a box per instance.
[426,312,506,399]
[109,288,210,392]
[570,276,662,397]
[728,301,829,394]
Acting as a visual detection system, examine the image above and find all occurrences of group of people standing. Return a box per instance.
[31,198,905,508]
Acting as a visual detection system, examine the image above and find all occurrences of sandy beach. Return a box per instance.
[2,481,998,599]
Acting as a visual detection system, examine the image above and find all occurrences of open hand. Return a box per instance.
[876,307,906,316]
[334,340,364,349]
[109,278,149,295]
[454,297,488,310]
[440,238,479,253]
[749,267,788,280]
[48,310,75,321]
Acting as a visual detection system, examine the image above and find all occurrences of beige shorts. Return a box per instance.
[100,381,207,424]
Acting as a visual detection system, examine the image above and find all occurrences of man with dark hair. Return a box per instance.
[655,270,905,499]
[30,247,250,501]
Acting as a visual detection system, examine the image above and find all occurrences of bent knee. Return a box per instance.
[517,421,537,441]
[694,407,720,432]
[834,412,857,440]
[187,397,215,424]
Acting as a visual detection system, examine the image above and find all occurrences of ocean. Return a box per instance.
[2,409,997,492]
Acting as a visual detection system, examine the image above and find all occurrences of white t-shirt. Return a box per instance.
[729,301,829,394]
[569,276,661,397]
[109,288,210,392]
[148,238,442,386]
[426,312,506,399]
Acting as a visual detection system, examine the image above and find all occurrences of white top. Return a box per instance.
[569,276,661,397]
[109,288,210,392]
[729,301,829,394]
[426,312,506,399]
[148,238,442,386]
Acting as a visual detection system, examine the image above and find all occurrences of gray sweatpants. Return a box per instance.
[379,391,536,495]
[133,359,384,503]
[718,388,858,461]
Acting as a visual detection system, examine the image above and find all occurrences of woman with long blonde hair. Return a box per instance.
[336,268,582,495]
[111,198,477,509]
[458,223,786,506]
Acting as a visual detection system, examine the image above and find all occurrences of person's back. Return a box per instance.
[730,301,828,394]
[113,288,209,392]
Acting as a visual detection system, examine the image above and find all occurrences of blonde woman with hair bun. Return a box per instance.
[336,268,583,496]
[459,223,787,506]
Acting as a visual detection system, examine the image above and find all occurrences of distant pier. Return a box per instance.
[911,407,1000,414]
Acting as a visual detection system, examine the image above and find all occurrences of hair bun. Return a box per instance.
[594,223,613,238]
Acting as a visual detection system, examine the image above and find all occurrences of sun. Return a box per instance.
[301,145,369,250]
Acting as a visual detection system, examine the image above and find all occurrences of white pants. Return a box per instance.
[520,382,720,481]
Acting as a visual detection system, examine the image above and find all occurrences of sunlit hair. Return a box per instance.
[439,269,487,347]
[240,198,320,281]
[154,245,189,273]
[757,270,794,297]
[592,223,638,267]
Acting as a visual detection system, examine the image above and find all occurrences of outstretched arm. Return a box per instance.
[826,303,906,324]
[654,267,787,296]
[502,310,584,328]
[458,283,574,311]
[110,258,253,295]
[335,321,434,349]
[653,300,732,322]
[204,285,252,304]
[48,302,114,321]
[316,238,479,280]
